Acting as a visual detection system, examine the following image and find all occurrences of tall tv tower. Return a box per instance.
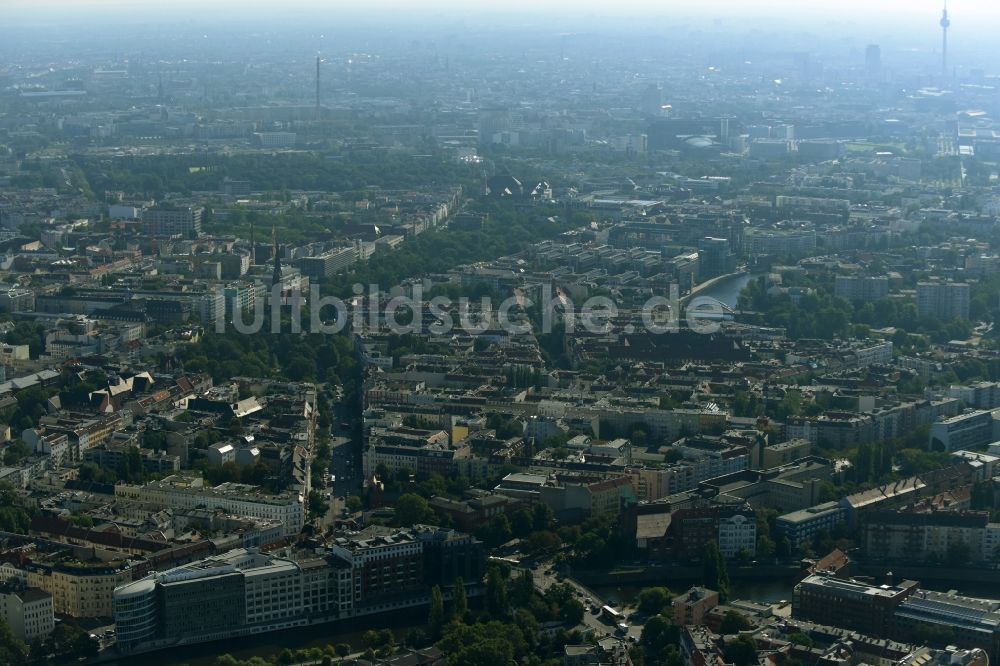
[940,0,951,76]
[315,55,322,114]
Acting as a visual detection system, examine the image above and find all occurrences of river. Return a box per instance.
[101,611,422,666]
[593,578,794,608]
[691,272,759,310]
[593,574,1000,612]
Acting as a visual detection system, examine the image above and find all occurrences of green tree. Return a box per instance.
[510,507,533,538]
[719,610,752,634]
[486,567,509,619]
[637,587,672,615]
[437,621,526,666]
[362,630,380,650]
[702,540,730,601]
[560,598,585,626]
[453,576,468,618]
[307,489,327,520]
[0,618,27,666]
[477,514,513,548]
[756,535,776,560]
[396,493,432,526]
[511,569,534,607]
[723,635,758,666]
[428,585,445,637]
[641,614,680,652]
[947,540,972,566]
[531,502,554,531]
[662,644,684,666]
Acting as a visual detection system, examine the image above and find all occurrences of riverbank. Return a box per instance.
[97,608,425,666]
[682,270,749,305]
[681,271,762,314]
[852,562,1000,589]
[579,561,1000,610]
[573,563,804,587]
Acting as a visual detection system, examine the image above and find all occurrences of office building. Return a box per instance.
[144,206,203,237]
[776,501,847,547]
[749,139,791,159]
[793,573,918,636]
[297,247,357,279]
[744,228,817,257]
[894,589,1000,661]
[929,410,999,452]
[114,527,483,654]
[866,44,882,76]
[113,548,336,653]
[698,237,735,279]
[253,132,297,148]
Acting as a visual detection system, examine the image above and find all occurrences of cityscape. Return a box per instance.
[2,1,1000,666]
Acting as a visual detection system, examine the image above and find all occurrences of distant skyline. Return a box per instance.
[5,0,998,70]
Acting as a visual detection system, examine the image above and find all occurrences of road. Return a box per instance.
[530,565,644,644]
[320,433,362,527]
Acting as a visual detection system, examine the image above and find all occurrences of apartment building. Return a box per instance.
[834,275,890,303]
[631,503,757,561]
[672,587,720,627]
[23,559,134,618]
[916,282,970,320]
[114,476,304,537]
[861,510,1000,564]
[0,585,54,642]
[949,382,1000,410]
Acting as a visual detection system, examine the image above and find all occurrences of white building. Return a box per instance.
[115,477,304,536]
[197,290,226,325]
[852,341,893,367]
[718,512,757,558]
[0,586,54,642]
[929,409,1000,452]
[207,442,236,466]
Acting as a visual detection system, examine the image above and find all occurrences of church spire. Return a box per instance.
[271,225,282,286]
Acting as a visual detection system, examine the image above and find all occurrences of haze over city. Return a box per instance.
[1,1,1000,666]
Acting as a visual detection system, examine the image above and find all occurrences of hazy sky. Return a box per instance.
[3,0,995,16]
[5,0,998,64]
